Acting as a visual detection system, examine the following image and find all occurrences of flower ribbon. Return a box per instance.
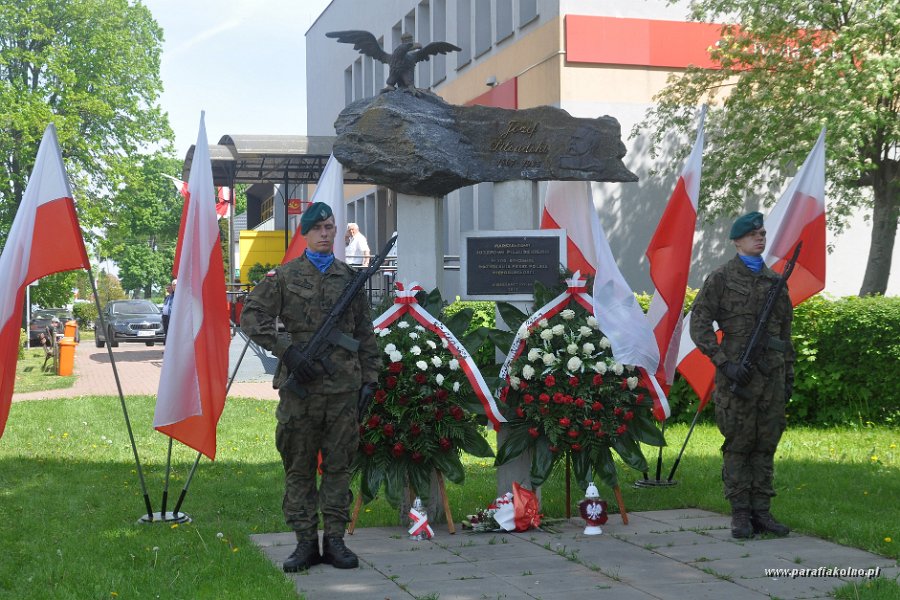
[408,506,434,539]
[499,272,670,419]
[373,282,507,430]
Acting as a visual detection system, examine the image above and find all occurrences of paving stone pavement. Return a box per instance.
[251,509,897,600]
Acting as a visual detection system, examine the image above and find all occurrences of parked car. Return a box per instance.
[28,308,72,345]
[95,300,165,348]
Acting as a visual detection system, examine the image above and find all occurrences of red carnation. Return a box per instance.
[616,424,628,435]
[636,393,645,404]
[574,397,585,408]
[411,451,424,463]
[571,443,582,452]
[374,389,387,404]
[544,374,556,387]
[366,415,381,429]
[592,423,601,431]
[410,423,422,437]
[558,417,571,427]
[569,376,579,386]
[523,394,535,404]
[567,429,579,439]
[516,407,525,418]
[382,423,395,437]
[624,410,634,421]
[434,408,445,421]
[620,379,628,390]
[592,374,603,386]
[397,395,409,406]
[592,401,604,412]
[614,407,623,416]
[385,376,398,390]
[451,406,465,421]
[438,437,452,451]
[388,362,404,374]
[595,430,605,438]
[582,418,593,428]
[415,373,427,384]
[528,427,540,438]
[436,389,449,401]
[553,392,564,404]
[519,381,528,390]
[391,442,405,457]
[539,393,550,404]
[362,442,376,456]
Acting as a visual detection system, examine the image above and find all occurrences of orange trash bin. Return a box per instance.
[64,319,78,338]
[57,337,77,376]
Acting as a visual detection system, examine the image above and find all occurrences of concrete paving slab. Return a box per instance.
[631,579,771,600]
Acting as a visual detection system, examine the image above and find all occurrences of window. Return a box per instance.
[475,1,492,57]
[519,0,538,27]
[496,0,513,43]
[456,0,471,67]
[417,1,431,88]
[344,66,352,106]
[364,55,374,98]
[260,196,274,222]
[433,0,446,83]
[353,57,362,101]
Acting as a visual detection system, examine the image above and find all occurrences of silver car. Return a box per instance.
[95,300,165,348]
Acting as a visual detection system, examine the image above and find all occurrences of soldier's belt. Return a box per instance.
[766,337,788,352]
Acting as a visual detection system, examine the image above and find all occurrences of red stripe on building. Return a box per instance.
[465,77,517,109]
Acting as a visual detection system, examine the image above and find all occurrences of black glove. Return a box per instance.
[282,346,318,383]
[357,381,377,421]
[721,361,752,386]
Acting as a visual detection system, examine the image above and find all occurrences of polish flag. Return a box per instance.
[0,124,90,438]
[282,154,346,264]
[645,107,706,414]
[541,180,598,275]
[676,129,827,408]
[154,113,230,459]
[216,186,232,219]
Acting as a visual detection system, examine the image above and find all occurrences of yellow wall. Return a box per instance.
[239,231,292,282]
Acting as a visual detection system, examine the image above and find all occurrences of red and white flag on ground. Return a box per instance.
[154,113,230,459]
[541,181,598,275]
[676,128,827,408]
[282,154,346,264]
[0,124,90,438]
[645,106,706,417]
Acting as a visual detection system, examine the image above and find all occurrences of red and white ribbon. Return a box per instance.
[408,507,434,539]
[373,282,507,430]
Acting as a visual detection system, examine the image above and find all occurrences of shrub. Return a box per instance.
[72,302,98,328]
[246,262,277,285]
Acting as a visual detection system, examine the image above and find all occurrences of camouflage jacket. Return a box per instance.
[690,255,794,376]
[240,254,381,394]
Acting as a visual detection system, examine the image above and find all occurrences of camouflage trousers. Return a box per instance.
[713,366,787,511]
[275,389,359,541]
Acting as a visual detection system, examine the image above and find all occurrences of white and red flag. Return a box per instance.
[282,154,346,264]
[0,124,91,438]
[154,113,230,459]
[644,107,706,418]
[676,128,827,408]
[541,180,598,275]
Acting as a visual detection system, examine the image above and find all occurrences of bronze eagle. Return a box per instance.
[326,30,461,94]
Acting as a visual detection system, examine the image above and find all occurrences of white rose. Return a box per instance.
[389,350,402,363]
[426,340,437,350]
[379,328,391,337]
[436,374,445,385]
[448,359,460,371]
[409,332,419,339]
[416,360,428,371]
[538,318,549,328]
[627,376,638,390]
[397,321,410,329]
[509,375,521,389]
[527,348,542,362]
[587,316,599,328]
[374,327,382,335]
[579,326,593,337]
[441,338,450,348]
[384,343,397,354]
[582,343,595,355]
[540,329,554,341]
[592,362,608,375]
[599,336,612,349]
[453,381,460,392]
[410,345,422,355]
[415,325,426,332]
[613,363,624,376]
[519,328,531,339]
[552,324,565,335]
[561,309,575,320]
[566,343,578,355]
[521,364,535,380]
[431,356,442,368]
[567,356,583,371]
[542,353,556,367]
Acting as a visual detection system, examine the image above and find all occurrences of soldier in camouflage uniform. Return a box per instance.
[690,212,794,539]
[241,202,381,571]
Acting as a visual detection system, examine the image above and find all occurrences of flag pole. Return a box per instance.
[633,420,677,488]
[87,266,155,521]
[666,407,702,482]
[171,324,253,517]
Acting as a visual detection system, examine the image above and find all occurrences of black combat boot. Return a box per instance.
[282,539,321,572]
[731,508,753,539]
[322,536,359,569]
[751,510,790,537]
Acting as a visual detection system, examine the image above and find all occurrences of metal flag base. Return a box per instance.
[137,511,192,525]
[633,478,679,489]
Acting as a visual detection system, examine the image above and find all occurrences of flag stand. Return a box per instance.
[665,407,703,483]
[138,437,192,524]
[87,268,156,522]
[634,421,678,488]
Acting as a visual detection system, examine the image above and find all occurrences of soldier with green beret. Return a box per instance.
[241,201,381,571]
[690,211,794,539]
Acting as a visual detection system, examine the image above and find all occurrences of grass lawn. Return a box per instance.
[0,396,896,598]
[12,348,76,394]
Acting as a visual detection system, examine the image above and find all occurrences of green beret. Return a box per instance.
[300,202,334,235]
[729,211,764,239]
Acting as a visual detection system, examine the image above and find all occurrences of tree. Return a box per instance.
[639,0,899,295]
[30,271,77,308]
[0,0,172,248]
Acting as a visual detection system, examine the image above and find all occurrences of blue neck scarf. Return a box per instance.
[305,249,334,273]
[739,254,764,273]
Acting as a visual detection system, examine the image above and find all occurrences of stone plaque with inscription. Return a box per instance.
[461,231,565,301]
[334,90,637,197]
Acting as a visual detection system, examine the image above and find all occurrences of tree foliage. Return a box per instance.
[639,0,899,295]
[0,0,172,248]
[30,271,76,308]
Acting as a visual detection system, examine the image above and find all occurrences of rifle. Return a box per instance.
[730,242,802,399]
[283,233,398,399]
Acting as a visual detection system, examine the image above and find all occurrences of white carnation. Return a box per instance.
[592,362,608,375]
[538,318,549,328]
[521,364,535,380]
[587,316,599,328]
[540,329,554,341]
[448,359,460,371]
[561,309,575,320]
[441,338,450,348]
[627,376,638,390]
[582,342,595,355]
[567,356,583,371]
[612,363,624,376]
[453,381,460,392]
[410,345,422,356]
[397,321,410,329]
[436,374,445,385]
[542,353,556,367]
[415,325,426,332]
[527,348,542,362]
[379,328,391,337]
[599,336,612,349]
[416,360,428,371]
[389,350,403,363]
[626,364,636,372]
[384,343,397,353]
[579,326,593,337]
[408,332,419,339]
[567,343,578,355]
[552,324,565,335]
[517,324,531,339]
[426,340,437,350]
[509,375,521,389]
[431,356,442,367]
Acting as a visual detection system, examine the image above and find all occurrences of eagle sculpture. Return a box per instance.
[326,30,461,95]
